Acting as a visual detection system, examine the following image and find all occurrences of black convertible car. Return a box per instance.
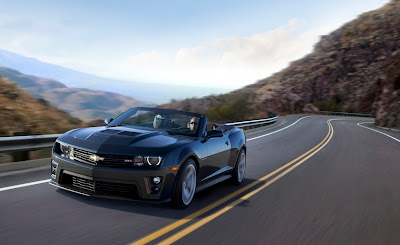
[50,107,247,208]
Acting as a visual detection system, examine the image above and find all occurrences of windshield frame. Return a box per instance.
[108,107,206,138]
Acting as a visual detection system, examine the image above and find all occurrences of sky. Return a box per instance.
[0,0,389,89]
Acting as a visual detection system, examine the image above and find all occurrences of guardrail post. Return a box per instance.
[12,132,30,162]
[12,151,30,162]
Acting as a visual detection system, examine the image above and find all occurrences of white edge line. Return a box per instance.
[0,179,50,192]
[1,116,312,192]
[357,122,400,143]
[247,116,312,141]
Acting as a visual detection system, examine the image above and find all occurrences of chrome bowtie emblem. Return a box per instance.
[89,154,104,162]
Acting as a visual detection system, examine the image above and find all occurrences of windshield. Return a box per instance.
[109,108,202,137]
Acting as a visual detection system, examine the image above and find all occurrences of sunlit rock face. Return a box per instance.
[161,0,400,128]
[0,75,84,137]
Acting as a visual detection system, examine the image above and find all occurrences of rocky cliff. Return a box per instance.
[0,67,148,121]
[161,0,400,128]
[0,75,83,136]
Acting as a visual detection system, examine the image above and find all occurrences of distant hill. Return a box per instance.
[0,49,229,104]
[0,67,148,121]
[160,0,400,128]
[0,75,83,137]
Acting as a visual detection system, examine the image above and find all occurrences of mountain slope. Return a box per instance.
[160,0,400,128]
[0,67,148,121]
[0,75,83,137]
[0,49,229,104]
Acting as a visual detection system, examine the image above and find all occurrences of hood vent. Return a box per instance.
[118,131,141,137]
[101,129,122,134]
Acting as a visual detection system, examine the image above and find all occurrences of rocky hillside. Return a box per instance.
[0,75,84,137]
[160,0,400,128]
[0,67,149,120]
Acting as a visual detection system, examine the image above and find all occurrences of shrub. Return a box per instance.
[2,90,19,100]
[68,117,81,125]
[394,75,400,90]
[315,96,341,112]
[12,114,23,122]
[345,105,358,113]
[206,92,253,122]
[38,98,49,106]
[332,93,343,104]
[0,128,9,137]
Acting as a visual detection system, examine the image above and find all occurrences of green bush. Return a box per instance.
[68,117,82,125]
[12,114,23,122]
[0,128,9,137]
[394,75,400,90]
[2,90,19,100]
[332,93,343,104]
[38,98,49,106]
[206,92,253,122]
[345,105,358,113]
[315,97,341,112]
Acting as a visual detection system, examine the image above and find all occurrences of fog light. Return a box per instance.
[152,177,161,185]
[152,186,160,193]
[51,160,58,179]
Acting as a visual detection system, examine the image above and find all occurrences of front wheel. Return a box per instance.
[171,159,197,209]
[232,149,246,185]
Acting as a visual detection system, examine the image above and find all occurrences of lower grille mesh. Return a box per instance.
[62,173,139,199]
[96,181,139,198]
[72,176,94,192]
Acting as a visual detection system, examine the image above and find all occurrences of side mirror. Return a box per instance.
[104,117,114,125]
[205,130,223,140]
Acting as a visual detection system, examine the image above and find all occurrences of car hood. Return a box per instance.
[57,126,193,155]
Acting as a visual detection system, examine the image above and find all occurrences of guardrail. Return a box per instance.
[0,116,280,162]
[320,111,375,118]
[0,134,61,162]
[0,134,61,153]
[225,116,279,128]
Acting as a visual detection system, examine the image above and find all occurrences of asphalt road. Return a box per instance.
[1,115,399,245]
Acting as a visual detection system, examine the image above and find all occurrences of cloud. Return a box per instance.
[120,19,325,88]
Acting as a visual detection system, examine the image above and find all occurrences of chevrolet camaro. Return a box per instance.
[49,107,247,208]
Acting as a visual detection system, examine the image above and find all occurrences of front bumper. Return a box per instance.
[50,153,177,202]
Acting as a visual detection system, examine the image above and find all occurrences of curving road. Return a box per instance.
[1,115,399,245]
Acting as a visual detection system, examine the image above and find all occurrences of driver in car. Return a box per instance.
[189,117,200,133]
[153,114,166,128]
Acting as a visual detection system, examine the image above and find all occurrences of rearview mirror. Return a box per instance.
[205,130,223,140]
[104,117,113,125]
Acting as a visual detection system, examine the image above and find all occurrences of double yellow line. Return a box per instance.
[132,119,336,245]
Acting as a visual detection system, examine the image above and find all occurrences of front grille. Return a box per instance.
[72,148,96,165]
[61,173,139,199]
[72,147,136,167]
[96,153,136,167]
[96,181,139,198]
[72,175,94,192]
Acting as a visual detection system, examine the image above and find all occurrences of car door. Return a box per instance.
[200,132,231,183]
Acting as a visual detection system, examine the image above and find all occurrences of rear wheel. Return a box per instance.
[171,159,197,209]
[232,149,246,185]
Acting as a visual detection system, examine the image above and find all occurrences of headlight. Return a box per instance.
[60,143,73,159]
[146,156,162,166]
[132,156,163,167]
[133,156,162,167]
[133,156,145,167]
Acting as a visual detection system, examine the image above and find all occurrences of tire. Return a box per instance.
[232,149,246,185]
[171,159,197,209]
